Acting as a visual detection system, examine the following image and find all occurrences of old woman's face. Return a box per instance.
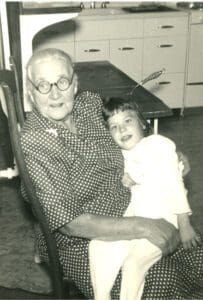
[29,57,77,123]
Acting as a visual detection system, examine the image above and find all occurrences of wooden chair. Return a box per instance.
[0,69,85,299]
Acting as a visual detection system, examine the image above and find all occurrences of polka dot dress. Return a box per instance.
[21,91,203,299]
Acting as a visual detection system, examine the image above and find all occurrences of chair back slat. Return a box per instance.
[0,69,65,299]
[9,56,25,127]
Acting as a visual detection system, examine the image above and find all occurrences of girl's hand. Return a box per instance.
[177,151,191,177]
[122,173,136,188]
[180,225,201,250]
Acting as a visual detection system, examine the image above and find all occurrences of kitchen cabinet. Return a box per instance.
[185,17,203,107]
[143,15,188,109]
[33,11,190,109]
[109,39,143,82]
[144,73,185,108]
[75,40,109,61]
[74,17,143,81]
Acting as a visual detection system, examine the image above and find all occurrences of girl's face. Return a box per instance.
[107,109,144,150]
[28,57,77,123]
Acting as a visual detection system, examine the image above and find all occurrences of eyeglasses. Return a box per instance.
[28,73,74,94]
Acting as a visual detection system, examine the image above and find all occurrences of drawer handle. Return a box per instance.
[158,81,171,85]
[84,49,101,53]
[159,25,174,29]
[158,44,174,48]
[187,82,203,85]
[118,47,135,51]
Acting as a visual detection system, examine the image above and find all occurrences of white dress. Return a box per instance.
[89,134,192,300]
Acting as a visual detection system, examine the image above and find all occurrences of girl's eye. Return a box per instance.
[125,118,132,124]
[110,125,117,132]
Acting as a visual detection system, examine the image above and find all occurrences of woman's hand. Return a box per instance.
[144,218,180,256]
[60,214,180,256]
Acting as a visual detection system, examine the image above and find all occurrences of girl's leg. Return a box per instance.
[89,239,131,300]
[120,239,162,300]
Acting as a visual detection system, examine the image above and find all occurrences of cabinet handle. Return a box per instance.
[187,82,203,85]
[158,81,171,85]
[158,25,174,29]
[118,47,135,51]
[157,44,174,48]
[84,49,101,52]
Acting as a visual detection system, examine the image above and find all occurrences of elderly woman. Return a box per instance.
[21,48,203,299]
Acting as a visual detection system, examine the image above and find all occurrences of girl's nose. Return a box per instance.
[120,124,126,133]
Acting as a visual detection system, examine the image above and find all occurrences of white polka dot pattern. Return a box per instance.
[21,91,203,299]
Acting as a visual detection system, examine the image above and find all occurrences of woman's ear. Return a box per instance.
[28,91,35,103]
[73,74,78,95]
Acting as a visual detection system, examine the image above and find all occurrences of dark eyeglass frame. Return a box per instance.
[28,73,74,95]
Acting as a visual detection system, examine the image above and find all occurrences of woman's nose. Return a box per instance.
[49,84,60,99]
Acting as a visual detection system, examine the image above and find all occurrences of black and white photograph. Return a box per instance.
[0,0,203,299]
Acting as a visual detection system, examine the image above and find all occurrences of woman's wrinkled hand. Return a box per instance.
[145,218,180,256]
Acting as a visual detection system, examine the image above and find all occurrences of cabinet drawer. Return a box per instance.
[143,36,187,74]
[110,39,143,82]
[144,73,185,108]
[75,40,109,62]
[75,18,143,41]
[185,85,203,107]
[34,42,75,60]
[144,16,188,37]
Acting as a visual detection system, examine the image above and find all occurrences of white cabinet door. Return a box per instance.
[185,86,203,107]
[144,73,185,108]
[75,40,109,62]
[110,39,143,82]
[143,36,187,74]
[187,24,203,83]
[185,23,203,107]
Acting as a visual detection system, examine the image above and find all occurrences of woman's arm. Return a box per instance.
[59,213,180,256]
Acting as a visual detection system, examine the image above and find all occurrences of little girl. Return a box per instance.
[89,97,200,300]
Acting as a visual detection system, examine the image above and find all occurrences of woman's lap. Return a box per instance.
[143,234,203,299]
[39,234,203,299]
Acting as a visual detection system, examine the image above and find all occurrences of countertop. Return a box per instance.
[20,3,190,19]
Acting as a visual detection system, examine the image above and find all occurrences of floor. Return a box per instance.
[0,107,203,299]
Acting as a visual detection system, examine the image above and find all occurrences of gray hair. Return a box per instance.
[26,48,73,80]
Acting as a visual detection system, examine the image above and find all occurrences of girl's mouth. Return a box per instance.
[121,135,132,142]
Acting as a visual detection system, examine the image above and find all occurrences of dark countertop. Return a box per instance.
[75,60,172,119]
